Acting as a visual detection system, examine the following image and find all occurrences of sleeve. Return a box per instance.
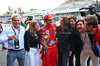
[40,28,45,46]
[69,30,74,51]
[0,29,8,44]
[24,31,30,52]
[56,27,59,38]
[69,33,74,51]
[37,31,41,49]
[1,24,3,30]
[52,24,58,46]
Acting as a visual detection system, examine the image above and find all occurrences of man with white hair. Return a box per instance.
[0,14,25,66]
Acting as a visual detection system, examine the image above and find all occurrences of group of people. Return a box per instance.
[0,13,100,66]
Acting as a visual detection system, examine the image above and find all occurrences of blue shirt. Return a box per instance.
[39,22,42,28]
[0,25,25,50]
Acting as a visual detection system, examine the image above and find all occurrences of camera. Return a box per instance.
[79,4,100,16]
[28,16,33,20]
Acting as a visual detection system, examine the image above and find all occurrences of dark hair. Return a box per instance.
[63,17,70,27]
[29,17,33,20]
[69,15,76,21]
[76,20,84,25]
[85,16,98,28]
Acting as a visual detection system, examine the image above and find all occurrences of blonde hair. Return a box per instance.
[28,21,38,36]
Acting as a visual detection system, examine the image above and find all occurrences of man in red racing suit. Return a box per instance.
[40,14,58,66]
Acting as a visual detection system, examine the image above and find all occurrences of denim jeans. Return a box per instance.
[58,49,69,66]
[7,49,25,66]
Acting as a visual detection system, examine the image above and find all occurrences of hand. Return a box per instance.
[43,44,48,48]
[40,41,48,48]
[69,51,72,56]
[56,38,58,43]
[8,35,17,40]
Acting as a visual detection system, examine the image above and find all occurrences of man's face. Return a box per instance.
[12,16,21,29]
[69,18,76,28]
[46,19,52,26]
[76,21,85,32]
[84,20,91,31]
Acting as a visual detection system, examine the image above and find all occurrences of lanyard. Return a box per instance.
[11,26,20,38]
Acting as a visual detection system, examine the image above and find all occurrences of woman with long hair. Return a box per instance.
[24,21,41,66]
[57,17,73,66]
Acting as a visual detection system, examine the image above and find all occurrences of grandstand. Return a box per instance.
[50,0,100,21]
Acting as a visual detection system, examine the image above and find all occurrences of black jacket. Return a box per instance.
[56,26,73,52]
[70,30,94,52]
[24,30,41,52]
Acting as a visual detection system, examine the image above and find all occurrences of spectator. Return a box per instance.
[76,19,99,66]
[69,15,81,66]
[0,14,25,66]
[37,20,43,28]
[26,17,33,30]
[56,17,72,66]
[24,21,41,66]
[21,20,26,29]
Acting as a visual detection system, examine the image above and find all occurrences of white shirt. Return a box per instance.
[0,25,25,50]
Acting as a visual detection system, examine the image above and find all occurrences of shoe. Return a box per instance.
[2,47,7,50]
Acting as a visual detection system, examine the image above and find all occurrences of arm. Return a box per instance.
[0,30,8,44]
[0,23,3,30]
[69,32,75,56]
[24,31,30,52]
[40,29,48,48]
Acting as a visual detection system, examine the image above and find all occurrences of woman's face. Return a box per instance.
[33,23,40,31]
[60,18,64,26]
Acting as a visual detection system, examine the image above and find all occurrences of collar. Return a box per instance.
[12,25,21,30]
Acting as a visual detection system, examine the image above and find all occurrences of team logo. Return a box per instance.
[45,30,49,33]
[53,27,56,30]
[49,40,54,46]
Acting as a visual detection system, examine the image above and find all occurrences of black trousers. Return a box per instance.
[57,49,69,66]
[69,49,81,66]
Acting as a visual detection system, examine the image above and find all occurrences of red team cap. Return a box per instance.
[44,14,53,20]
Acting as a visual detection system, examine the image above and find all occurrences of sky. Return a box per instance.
[0,0,65,15]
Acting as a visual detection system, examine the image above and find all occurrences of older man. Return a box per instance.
[0,14,25,66]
